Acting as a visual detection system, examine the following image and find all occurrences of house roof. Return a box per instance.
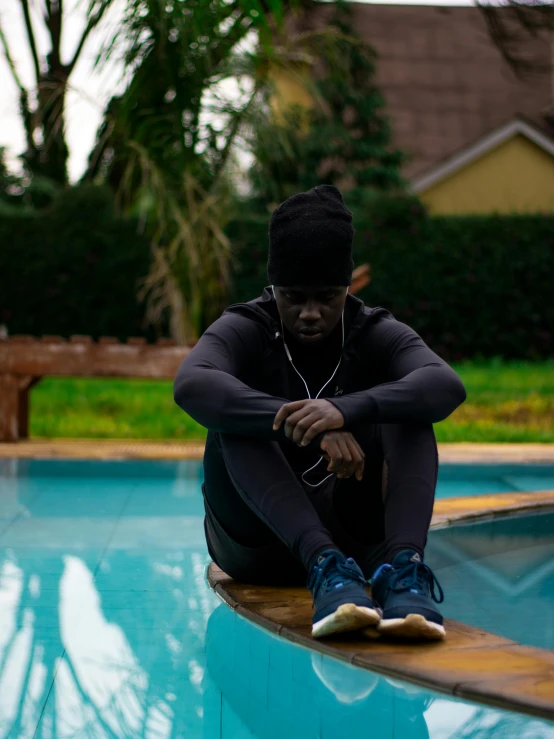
[301,3,553,179]
[411,117,554,193]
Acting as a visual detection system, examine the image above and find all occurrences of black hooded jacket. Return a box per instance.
[174,288,466,469]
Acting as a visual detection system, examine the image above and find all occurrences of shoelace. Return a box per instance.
[388,561,444,604]
[308,552,366,602]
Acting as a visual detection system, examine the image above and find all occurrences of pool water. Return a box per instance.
[436,463,554,499]
[0,458,553,739]
[429,511,554,651]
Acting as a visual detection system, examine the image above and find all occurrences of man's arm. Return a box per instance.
[174,313,293,441]
[328,316,466,427]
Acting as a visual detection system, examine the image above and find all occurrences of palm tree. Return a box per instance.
[84,0,326,343]
[0,0,113,184]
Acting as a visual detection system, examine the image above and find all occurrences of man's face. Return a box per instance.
[274,285,348,345]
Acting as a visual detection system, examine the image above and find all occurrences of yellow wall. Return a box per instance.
[270,66,313,112]
[418,134,554,215]
[268,64,314,130]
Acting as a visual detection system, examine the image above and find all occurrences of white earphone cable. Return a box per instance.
[272,285,345,487]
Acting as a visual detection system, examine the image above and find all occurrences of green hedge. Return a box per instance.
[2,187,553,359]
[229,197,554,360]
[0,185,158,340]
[357,203,554,360]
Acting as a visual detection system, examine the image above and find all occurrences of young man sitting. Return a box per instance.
[174,185,466,641]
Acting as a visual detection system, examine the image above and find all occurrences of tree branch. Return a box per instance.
[476,1,554,78]
[20,0,42,83]
[45,0,63,70]
[0,20,35,152]
[0,19,27,93]
[19,89,37,156]
[67,0,112,74]
[61,647,124,739]
[214,80,264,179]
[212,12,250,69]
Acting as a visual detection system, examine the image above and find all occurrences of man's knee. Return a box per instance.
[381,423,437,456]
[216,431,281,455]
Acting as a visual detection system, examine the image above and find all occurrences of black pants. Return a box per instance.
[202,424,438,585]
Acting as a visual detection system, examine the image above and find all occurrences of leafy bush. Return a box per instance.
[2,186,552,358]
[0,185,158,340]
[229,195,554,360]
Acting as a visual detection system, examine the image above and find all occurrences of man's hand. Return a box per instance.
[320,431,365,481]
[273,399,344,446]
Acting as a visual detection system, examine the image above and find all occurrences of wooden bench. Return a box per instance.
[0,336,191,442]
[0,266,371,442]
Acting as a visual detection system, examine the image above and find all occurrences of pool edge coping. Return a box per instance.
[1,439,554,463]
[208,494,554,723]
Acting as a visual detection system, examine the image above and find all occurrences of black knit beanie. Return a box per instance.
[267,185,355,286]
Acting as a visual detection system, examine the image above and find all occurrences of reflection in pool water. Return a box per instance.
[429,511,554,650]
[203,602,554,739]
[0,458,553,738]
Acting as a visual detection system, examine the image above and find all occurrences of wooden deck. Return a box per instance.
[209,490,554,721]
[0,438,206,460]
[432,489,554,527]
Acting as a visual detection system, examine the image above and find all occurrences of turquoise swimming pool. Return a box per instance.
[436,463,554,499]
[429,511,554,651]
[0,458,553,738]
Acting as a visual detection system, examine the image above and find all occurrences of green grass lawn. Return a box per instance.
[29,360,554,443]
[436,360,554,442]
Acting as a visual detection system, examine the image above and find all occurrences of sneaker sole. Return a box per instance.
[312,604,381,639]
[377,613,445,641]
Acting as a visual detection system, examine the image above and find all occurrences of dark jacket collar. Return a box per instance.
[223,286,388,353]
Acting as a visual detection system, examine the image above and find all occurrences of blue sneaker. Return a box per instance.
[308,550,381,639]
[371,550,445,641]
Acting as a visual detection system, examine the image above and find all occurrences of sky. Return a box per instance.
[0,0,478,183]
[0,0,127,182]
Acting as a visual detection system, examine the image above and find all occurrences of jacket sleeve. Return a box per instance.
[174,312,292,441]
[328,315,466,426]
